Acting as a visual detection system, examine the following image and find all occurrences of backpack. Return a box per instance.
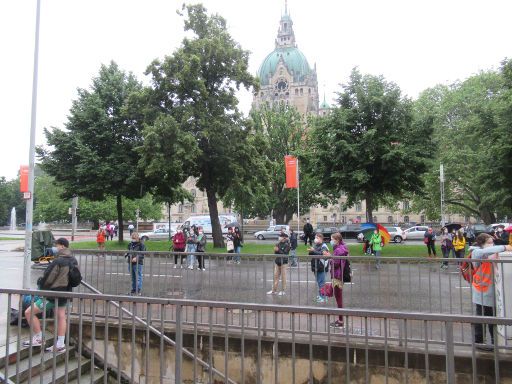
[460,251,475,283]
[68,264,82,287]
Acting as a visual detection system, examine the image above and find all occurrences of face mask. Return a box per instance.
[51,246,58,255]
[330,240,336,246]
[199,231,203,234]
[498,228,503,232]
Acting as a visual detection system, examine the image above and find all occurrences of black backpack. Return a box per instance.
[342,259,351,283]
[68,264,82,287]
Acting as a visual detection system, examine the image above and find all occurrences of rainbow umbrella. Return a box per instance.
[360,223,391,245]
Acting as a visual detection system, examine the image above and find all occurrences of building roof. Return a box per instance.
[257,46,312,86]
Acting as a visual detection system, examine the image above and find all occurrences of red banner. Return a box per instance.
[284,155,298,188]
[20,165,29,193]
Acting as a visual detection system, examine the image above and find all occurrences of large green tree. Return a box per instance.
[311,69,432,222]
[38,62,146,241]
[247,104,328,224]
[145,4,257,247]
[0,177,25,226]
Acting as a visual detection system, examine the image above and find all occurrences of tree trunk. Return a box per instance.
[365,193,374,223]
[206,188,224,248]
[480,208,496,225]
[116,195,124,242]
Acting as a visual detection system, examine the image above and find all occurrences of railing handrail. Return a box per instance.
[3,287,511,326]
[71,249,512,263]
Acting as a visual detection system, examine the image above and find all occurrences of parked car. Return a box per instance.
[338,224,363,239]
[312,227,339,241]
[403,225,429,240]
[472,224,494,237]
[383,226,406,243]
[140,227,175,242]
[254,225,289,240]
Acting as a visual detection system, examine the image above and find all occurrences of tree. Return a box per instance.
[247,104,328,224]
[311,69,432,222]
[0,177,25,226]
[38,62,146,241]
[145,4,257,247]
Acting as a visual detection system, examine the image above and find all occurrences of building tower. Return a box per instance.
[252,3,319,115]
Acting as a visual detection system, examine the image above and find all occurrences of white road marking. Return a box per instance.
[455,286,471,289]
[105,272,182,278]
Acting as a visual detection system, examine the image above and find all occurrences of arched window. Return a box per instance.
[295,89,298,95]
[178,204,183,213]
[355,202,362,212]
[404,216,410,223]
[387,216,393,223]
[300,88,303,95]
[308,88,311,94]
[421,215,425,223]
[191,204,196,213]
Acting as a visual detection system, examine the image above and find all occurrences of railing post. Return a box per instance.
[175,304,183,384]
[445,321,455,384]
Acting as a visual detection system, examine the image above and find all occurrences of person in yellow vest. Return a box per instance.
[470,233,512,350]
[452,229,466,259]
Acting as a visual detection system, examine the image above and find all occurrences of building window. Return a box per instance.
[178,204,183,213]
[191,189,196,197]
[323,216,327,222]
[355,202,362,212]
[260,92,264,97]
[356,216,362,223]
[342,216,346,224]
[373,216,378,223]
[300,88,303,95]
[308,88,311,94]
[403,201,410,210]
[421,215,425,223]
[404,216,410,223]
[295,89,298,95]
[387,216,393,223]
[191,204,196,213]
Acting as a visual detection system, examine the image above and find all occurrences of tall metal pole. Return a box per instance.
[23,0,41,289]
[440,163,445,227]
[71,196,78,241]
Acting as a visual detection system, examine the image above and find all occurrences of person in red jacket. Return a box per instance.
[172,229,186,268]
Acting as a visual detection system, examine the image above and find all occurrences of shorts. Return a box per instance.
[34,297,68,311]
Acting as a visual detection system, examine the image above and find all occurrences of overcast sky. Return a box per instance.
[1,0,511,180]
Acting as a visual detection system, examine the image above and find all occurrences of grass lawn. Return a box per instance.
[71,240,428,258]
[0,237,21,241]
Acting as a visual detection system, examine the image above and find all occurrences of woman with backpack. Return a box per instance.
[126,232,146,295]
[453,229,466,259]
[309,233,330,303]
[196,226,207,270]
[172,229,186,268]
[329,232,349,328]
[469,234,512,350]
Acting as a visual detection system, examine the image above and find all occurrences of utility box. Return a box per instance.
[495,251,512,347]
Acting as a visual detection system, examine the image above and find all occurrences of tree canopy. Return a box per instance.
[311,69,432,222]
[37,62,146,240]
[144,4,257,246]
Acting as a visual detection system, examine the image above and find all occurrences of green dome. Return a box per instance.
[320,100,330,109]
[258,47,311,86]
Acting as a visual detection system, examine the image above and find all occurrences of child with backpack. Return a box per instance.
[172,229,186,268]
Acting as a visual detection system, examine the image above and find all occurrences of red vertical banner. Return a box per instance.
[20,165,29,193]
[284,155,298,188]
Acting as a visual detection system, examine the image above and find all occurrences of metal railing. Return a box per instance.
[2,288,511,384]
[71,250,512,316]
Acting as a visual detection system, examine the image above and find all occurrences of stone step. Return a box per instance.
[68,366,106,384]
[19,355,92,384]
[7,345,76,382]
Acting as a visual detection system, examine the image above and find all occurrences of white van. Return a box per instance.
[182,214,237,234]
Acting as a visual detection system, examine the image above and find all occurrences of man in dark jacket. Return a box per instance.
[303,218,314,246]
[289,229,298,267]
[24,238,79,352]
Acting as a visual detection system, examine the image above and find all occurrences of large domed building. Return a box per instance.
[252,5,319,115]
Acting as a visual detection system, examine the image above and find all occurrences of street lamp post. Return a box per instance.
[440,163,445,227]
[23,0,42,289]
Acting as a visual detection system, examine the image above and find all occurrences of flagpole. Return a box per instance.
[297,158,300,234]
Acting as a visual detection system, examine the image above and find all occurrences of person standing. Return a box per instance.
[196,226,207,271]
[369,229,383,269]
[226,227,235,262]
[24,238,79,352]
[424,227,437,258]
[126,232,146,295]
[185,225,198,270]
[309,233,330,303]
[440,227,454,269]
[453,229,466,259]
[303,218,314,246]
[96,225,106,251]
[329,232,349,328]
[172,229,186,268]
[465,225,476,246]
[128,223,135,236]
[267,233,291,296]
[233,227,243,264]
[289,228,298,267]
[470,234,512,350]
